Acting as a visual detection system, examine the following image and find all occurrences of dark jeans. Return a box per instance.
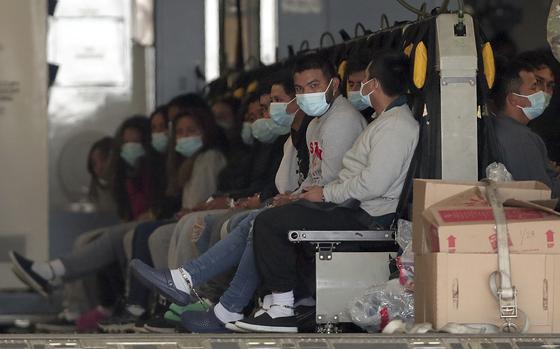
[128,220,174,307]
[97,262,125,308]
[253,200,394,293]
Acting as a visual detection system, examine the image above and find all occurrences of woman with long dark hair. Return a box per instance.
[109,115,165,221]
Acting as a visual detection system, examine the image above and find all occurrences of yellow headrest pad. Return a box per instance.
[233,87,245,99]
[482,42,495,89]
[413,41,427,89]
[247,81,258,93]
[338,60,347,78]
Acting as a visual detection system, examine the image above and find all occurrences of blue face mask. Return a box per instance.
[121,142,145,167]
[347,91,369,111]
[269,98,297,126]
[241,121,254,145]
[175,136,203,157]
[514,91,547,120]
[151,132,169,153]
[251,119,282,143]
[296,79,333,117]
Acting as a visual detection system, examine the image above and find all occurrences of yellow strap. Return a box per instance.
[404,43,414,57]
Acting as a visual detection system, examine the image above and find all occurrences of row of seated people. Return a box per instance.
[9,47,560,334]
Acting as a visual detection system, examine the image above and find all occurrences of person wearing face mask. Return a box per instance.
[269,74,313,195]
[87,137,117,215]
[344,54,375,123]
[292,53,367,194]
[150,106,170,155]
[519,50,560,166]
[489,58,560,198]
[239,94,261,146]
[211,97,241,137]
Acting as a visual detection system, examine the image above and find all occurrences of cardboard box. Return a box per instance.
[415,253,560,333]
[423,187,560,254]
[412,180,552,254]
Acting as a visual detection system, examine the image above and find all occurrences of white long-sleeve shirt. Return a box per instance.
[298,95,367,191]
[275,136,300,194]
[323,101,419,217]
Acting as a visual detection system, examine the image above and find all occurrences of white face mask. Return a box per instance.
[269,98,297,126]
[513,91,547,120]
[359,79,375,109]
[175,136,203,157]
[296,79,333,117]
[120,142,145,167]
[241,121,254,145]
[151,132,169,153]
[347,91,369,111]
[251,118,278,144]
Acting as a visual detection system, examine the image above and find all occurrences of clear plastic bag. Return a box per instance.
[397,243,414,291]
[485,162,513,182]
[548,0,560,63]
[396,219,412,250]
[348,279,415,333]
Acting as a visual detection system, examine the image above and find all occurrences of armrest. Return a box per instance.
[288,230,394,243]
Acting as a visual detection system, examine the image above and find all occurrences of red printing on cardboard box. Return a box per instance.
[438,208,547,223]
[489,233,513,250]
[547,230,556,248]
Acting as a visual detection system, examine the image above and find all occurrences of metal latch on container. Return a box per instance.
[316,243,337,261]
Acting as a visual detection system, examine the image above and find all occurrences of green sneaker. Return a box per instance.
[164,301,211,323]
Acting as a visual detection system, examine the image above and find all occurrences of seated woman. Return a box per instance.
[9,115,165,331]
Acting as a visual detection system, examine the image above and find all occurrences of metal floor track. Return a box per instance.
[0,333,560,349]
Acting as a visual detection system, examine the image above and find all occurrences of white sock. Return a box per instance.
[126,304,145,317]
[255,294,274,317]
[267,291,294,318]
[60,309,80,322]
[262,294,273,310]
[96,305,113,317]
[50,259,66,278]
[170,268,192,294]
[214,302,243,324]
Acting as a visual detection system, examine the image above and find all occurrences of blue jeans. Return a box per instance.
[184,210,261,313]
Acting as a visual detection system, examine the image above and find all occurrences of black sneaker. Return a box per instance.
[295,305,316,333]
[9,251,54,298]
[235,310,297,333]
[97,310,139,333]
[35,318,76,333]
[144,315,179,333]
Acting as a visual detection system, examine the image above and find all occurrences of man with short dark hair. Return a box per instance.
[344,53,375,121]
[519,49,560,164]
[235,50,419,333]
[290,52,367,192]
[490,58,560,197]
